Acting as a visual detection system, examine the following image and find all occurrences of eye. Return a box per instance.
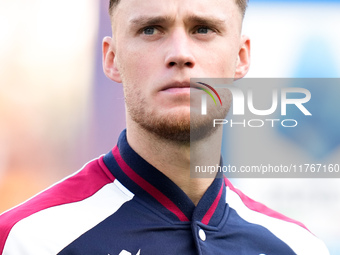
[195,26,213,34]
[142,26,158,35]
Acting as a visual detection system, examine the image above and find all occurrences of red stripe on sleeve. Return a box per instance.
[112,146,189,222]
[0,157,114,254]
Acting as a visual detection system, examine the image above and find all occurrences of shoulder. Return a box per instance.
[224,178,329,255]
[0,156,132,255]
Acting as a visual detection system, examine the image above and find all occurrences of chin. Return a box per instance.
[132,108,225,143]
[137,111,192,143]
[127,95,230,143]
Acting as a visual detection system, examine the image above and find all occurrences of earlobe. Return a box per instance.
[103,36,122,83]
[235,35,251,80]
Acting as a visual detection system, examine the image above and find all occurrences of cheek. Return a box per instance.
[117,50,154,105]
[117,47,157,85]
[200,46,238,77]
[207,56,236,77]
[117,52,144,86]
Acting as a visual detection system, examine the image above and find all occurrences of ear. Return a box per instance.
[234,35,251,80]
[103,36,122,83]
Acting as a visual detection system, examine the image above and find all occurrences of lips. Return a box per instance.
[160,81,191,91]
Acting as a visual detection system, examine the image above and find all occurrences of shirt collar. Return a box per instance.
[103,129,227,226]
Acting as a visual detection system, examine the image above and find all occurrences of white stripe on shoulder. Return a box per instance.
[226,186,329,255]
[3,179,134,255]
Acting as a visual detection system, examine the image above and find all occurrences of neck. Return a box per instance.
[126,121,223,205]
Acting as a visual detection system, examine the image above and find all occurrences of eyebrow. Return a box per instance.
[130,15,175,27]
[186,14,226,27]
[129,14,226,28]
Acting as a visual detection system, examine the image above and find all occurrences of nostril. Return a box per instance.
[185,62,193,68]
[168,61,194,68]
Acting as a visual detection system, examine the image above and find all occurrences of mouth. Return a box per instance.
[161,81,191,92]
[160,81,206,94]
[157,81,213,109]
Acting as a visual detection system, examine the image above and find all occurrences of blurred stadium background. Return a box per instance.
[0,0,339,253]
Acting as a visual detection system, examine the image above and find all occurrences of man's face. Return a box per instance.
[106,0,249,142]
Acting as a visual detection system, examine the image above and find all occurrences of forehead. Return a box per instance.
[111,0,242,29]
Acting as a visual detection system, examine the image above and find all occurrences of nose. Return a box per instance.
[164,29,196,69]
